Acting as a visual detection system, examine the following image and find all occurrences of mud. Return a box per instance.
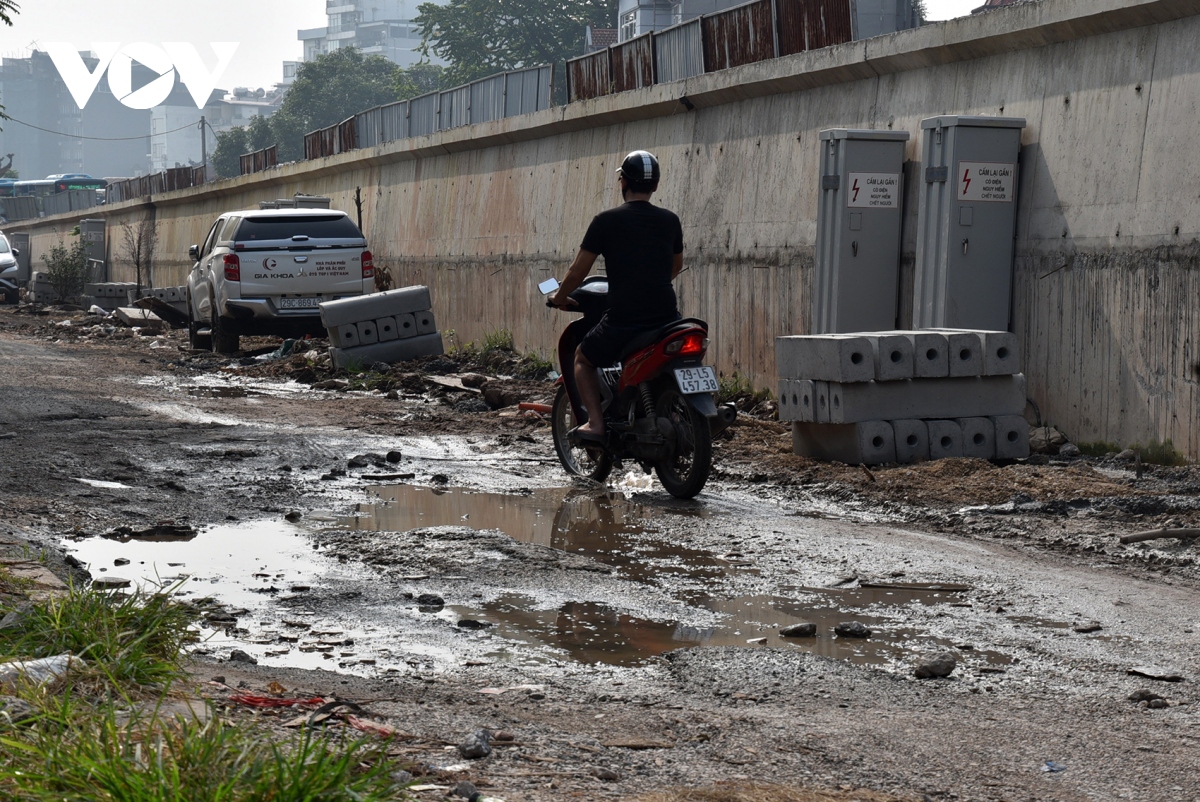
[3,306,1200,801]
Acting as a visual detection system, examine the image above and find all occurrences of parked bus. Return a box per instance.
[0,179,15,198]
[15,175,107,197]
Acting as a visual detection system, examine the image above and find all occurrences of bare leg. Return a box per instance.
[573,346,605,436]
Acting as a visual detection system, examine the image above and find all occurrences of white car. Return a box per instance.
[0,233,20,304]
[186,209,375,353]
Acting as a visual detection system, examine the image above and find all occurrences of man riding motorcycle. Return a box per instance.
[549,150,684,442]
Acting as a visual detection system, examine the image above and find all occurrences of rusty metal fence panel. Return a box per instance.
[239,145,278,175]
[702,0,776,73]
[776,0,853,55]
[566,50,610,103]
[470,73,506,125]
[305,125,337,159]
[409,92,439,137]
[337,117,357,152]
[611,33,654,92]
[655,19,705,83]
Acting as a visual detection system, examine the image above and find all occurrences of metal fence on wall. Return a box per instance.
[239,145,278,176]
[304,64,554,161]
[567,0,853,102]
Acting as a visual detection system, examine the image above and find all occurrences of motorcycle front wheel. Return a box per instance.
[654,387,713,499]
[551,386,613,483]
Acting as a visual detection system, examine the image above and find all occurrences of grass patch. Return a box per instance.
[1077,441,1121,457]
[0,696,410,801]
[0,585,196,689]
[480,328,515,356]
[1076,438,1188,465]
[717,371,771,406]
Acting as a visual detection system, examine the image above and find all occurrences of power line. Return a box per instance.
[1,114,203,141]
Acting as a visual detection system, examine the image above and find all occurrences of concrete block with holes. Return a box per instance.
[944,331,985,377]
[991,415,1031,459]
[814,381,831,424]
[376,316,399,342]
[414,310,437,335]
[892,419,930,462]
[778,379,816,423]
[776,335,875,383]
[931,329,1021,375]
[330,333,444,369]
[927,420,964,459]
[330,324,359,348]
[957,417,996,459]
[875,330,950,378]
[356,320,379,345]
[319,285,431,328]
[395,313,417,339]
[826,375,1026,423]
[792,421,897,465]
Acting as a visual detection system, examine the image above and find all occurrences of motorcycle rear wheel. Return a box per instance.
[654,387,713,499]
[551,386,613,483]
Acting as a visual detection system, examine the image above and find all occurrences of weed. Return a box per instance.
[1139,439,1188,466]
[343,356,366,376]
[0,696,411,801]
[518,350,555,379]
[1077,441,1121,458]
[0,585,196,688]
[0,565,33,597]
[717,371,771,406]
[481,328,515,356]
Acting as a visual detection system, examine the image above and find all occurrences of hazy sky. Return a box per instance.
[0,0,982,91]
[0,0,328,90]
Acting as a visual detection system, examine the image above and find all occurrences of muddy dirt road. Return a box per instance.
[1,309,1198,801]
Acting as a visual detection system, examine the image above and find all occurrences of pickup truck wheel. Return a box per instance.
[211,314,240,354]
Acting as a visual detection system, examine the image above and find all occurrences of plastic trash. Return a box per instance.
[88,305,107,315]
[0,654,85,689]
[255,339,296,363]
[1041,760,1067,773]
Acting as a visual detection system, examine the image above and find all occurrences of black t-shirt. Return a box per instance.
[580,201,682,326]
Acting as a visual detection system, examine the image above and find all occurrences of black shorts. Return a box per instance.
[579,313,680,368]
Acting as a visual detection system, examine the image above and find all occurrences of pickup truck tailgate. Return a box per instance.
[237,247,364,299]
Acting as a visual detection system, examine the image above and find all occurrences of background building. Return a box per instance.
[0,50,152,180]
[615,0,920,42]
[150,87,281,173]
[298,0,446,68]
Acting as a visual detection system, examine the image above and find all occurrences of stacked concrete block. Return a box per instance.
[776,330,1030,464]
[82,283,142,311]
[319,285,443,369]
[25,271,54,304]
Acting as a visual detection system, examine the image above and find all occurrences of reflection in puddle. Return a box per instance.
[350,486,1010,669]
[187,386,262,399]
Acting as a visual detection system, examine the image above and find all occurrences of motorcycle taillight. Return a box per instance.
[666,332,708,356]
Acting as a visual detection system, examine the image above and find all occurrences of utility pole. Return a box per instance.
[199,116,208,173]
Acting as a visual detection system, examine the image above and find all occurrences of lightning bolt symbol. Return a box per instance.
[852,179,860,203]
[962,168,972,196]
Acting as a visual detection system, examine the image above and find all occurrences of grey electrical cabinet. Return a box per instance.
[79,219,107,283]
[8,232,31,283]
[813,128,909,334]
[913,116,1025,331]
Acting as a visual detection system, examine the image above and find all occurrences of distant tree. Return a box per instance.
[0,1,18,27]
[268,48,402,162]
[211,126,248,179]
[912,0,928,24]
[1,169,17,179]
[416,0,616,86]
[121,214,158,296]
[394,62,447,101]
[246,114,275,151]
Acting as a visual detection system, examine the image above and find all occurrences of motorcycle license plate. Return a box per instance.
[674,366,718,395]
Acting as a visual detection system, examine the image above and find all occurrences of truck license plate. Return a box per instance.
[279,297,319,309]
[674,366,718,395]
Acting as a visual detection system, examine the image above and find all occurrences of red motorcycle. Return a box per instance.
[547,277,737,499]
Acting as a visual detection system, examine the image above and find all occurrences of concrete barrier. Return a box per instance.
[792,421,897,465]
[330,333,444,369]
[827,375,1026,424]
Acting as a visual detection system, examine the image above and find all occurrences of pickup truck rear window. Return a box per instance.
[234,215,363,242]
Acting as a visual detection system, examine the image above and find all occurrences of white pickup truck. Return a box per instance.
[186,209,374,353]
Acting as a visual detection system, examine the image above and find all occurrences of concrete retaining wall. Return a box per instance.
[10,0,1200,457]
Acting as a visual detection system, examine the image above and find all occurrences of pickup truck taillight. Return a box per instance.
[223,254,241,281]
[361,250,375,280]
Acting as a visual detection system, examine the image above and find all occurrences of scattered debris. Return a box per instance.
[834,622,872,638]
[0,654,86,690]
[779,622,817,638]
[1127,666,1186,682]
[458,728,493,759]
[914,652,957,679]
[1118,528,1200,544]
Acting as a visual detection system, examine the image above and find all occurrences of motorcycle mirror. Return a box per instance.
[538,277,560,296]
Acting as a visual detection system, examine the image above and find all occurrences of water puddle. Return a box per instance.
[62,486,1011,675]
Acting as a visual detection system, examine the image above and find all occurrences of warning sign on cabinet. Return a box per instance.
[957,162,1015,202]
[846,173,900,209]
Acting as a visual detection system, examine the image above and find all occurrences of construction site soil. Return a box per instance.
[1,305,1198,802]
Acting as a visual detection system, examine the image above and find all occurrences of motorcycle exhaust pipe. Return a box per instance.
[710,403,738,436]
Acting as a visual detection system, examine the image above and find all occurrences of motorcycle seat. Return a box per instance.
[618,317,708,362]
